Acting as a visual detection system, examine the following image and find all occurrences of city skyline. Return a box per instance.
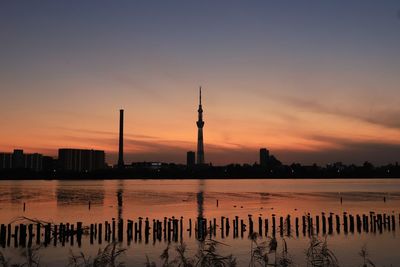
[1,1,400,165]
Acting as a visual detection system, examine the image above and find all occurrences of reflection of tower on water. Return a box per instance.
[117,180,123,221]
[197,180,205,219]
[196,180,206,242]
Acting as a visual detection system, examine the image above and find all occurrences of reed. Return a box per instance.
[358,245,376,267]
[68,242,126,267]
[306,236,339,267]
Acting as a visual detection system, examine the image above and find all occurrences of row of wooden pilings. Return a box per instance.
[1,212,398,248]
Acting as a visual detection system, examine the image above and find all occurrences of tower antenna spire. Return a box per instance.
[199,86,202,105]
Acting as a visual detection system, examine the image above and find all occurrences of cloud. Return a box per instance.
[275,136,400,165]
[33,124,400,166]
[53,127,158,139]
[279,95,400,129]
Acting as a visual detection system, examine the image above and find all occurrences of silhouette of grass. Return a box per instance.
[249,233,292,267]
[0,246,41,267]
[0,237,392,267]
[144,238,236,267]
[306,236,338,267]
[68,242,126,267]
[359,245,376,267]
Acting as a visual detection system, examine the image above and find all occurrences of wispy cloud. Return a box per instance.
[53,126,158,139]
[278,95,400,129]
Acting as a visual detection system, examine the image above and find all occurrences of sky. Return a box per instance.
[1,1,400,165]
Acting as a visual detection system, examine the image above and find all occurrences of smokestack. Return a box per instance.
[118,109,124,168]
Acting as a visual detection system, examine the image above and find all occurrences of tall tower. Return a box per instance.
[196,87,205,165]
[118,109,124,168]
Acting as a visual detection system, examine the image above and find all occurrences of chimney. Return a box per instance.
[118,109,124,168]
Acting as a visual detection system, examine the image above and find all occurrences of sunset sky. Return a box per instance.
[1,1,400,165]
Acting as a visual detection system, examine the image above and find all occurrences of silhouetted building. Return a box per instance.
[58,148,105,172]
[12,149,25,169]
[187,151,195,166]
[0,150,44,171]
[260,148,270,167]
[118,109,124,168]
[196,87,205,165]
[42,156,56,172]
[130,162,163,170]
[0,153,12,169]
[25,153,43,172]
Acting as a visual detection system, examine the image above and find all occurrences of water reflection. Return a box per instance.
[117,180,123,221]
[56,181,105,206]
[197,180,205,219]
[0,179,399,267]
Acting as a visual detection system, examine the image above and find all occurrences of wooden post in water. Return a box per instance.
[163,217,167,240]
[343,212,348,234]
[336,215,340,234]
[234,216,239,238]
[377,214,383,233]
[53,224,57,247]
[134,222,138,242]
[209,220,212,239]
[105,221,109,242]
[356,215,361,233]
[14,225,19,248]
[90,224,94,245]
[383,214,387,230]
[240,219,245,238]
[392,214,396,231]
[0,224,6,248]
[152,219,156,244]
[167,218,171,242]
[369,213,375,233]
[213,218,216,237]
[127,220,133,242]
[180,217,184,241]
[19,224,26,247]
[145,217,150,244]
[226,217,230,237]
[99,223,103,244]
[220,216,224,238]
[77,222,83,247]
[7,224,11,247]
[112,218,116,242]
[69,224,74,246]
[328,213,333,235]
[36,223,40,245]
[28,224,33,247]
[60,223,65,246]
[248,215,253,235]
[365,214,369,233]
[349,215,354,233]
[203,218,207,239]
[118,219,123,242]
[286,215,291,237]
[139,217,143,241]
[157,221,162,241]
[272,214,276,237]
[308,215,313,236]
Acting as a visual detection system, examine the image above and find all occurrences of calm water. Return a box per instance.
[0,179,399,266]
